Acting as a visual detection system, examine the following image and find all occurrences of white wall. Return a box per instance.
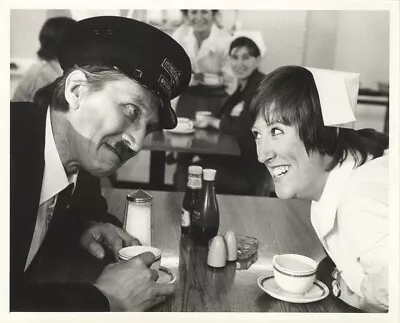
[334,10,390,88]
[303,11,339,69]
[10,9,46,59]
[236,10,307,74]
[10,9,390,88]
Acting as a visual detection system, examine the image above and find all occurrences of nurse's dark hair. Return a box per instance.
[249,65,388,171]
[33,65,127,111]
[229,37,261,58]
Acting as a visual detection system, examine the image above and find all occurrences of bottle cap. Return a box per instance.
[203,168,217,181]
[188,165,203,175]
[126,189,153,203]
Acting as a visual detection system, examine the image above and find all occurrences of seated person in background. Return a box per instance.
[250,65,389,312]
[12,16,76,102]
[174,31,273,196]
[171,9,235,118]
[10,16,191,311]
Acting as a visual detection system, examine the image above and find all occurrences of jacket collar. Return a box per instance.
[40,108,78,204]
[184,24,225,62]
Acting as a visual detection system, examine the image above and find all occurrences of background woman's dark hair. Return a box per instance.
[229,36,261,58]
[181,9,219,16]
[249,65,388,170]
[37,17,76,61]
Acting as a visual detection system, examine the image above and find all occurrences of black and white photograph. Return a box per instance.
[3,1,399,322]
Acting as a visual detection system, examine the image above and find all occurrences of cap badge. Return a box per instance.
[158,75,172,97]
[161,58,181,87]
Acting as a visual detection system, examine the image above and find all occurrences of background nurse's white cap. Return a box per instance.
[305,67,359,128]
[232,30,267,57]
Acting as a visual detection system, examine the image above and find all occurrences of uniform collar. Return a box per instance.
[39,108,77,205]
[310,156,357,239]
[185,24,224,58]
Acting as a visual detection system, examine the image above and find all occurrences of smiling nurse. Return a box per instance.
[250,66,389,312]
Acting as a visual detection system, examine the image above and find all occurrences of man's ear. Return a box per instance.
[64,70,88,110]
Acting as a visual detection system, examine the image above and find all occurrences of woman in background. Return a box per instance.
[12,16,76,102]
[171,9,234,118]
[250,65,389,312]
[174,31,272,196]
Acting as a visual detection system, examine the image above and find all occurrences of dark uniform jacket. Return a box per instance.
[10,102,121,311]
[203,69,271,195]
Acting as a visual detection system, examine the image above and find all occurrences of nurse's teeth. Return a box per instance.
[272,166,289,177]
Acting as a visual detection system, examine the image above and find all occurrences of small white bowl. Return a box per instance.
[173,118,194,132]
[272,254,317,295]
[119,246,161,271]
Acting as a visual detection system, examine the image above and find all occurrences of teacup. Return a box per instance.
[195,111,212,128]
[272,254,317,295]
[173,117,194,132]
[119,246,161,271]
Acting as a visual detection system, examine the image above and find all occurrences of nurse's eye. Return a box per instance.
[123,104,141,123]
[271,127,283,136]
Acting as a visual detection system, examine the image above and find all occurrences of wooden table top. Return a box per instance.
[143,129,240,156]
[30,189,361,312]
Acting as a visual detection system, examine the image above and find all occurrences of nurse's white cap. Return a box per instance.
[232,30,267,57]
[305,67,359,128]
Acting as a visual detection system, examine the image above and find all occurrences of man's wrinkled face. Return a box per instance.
[69,75,160,177]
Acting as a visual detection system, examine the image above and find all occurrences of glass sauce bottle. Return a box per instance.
[191,168,220,245]
[181,165,203,235]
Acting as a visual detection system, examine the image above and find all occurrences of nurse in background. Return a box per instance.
[250,65,389,312]
[173,31,273,196]
[12,17,76,102]
[171,9,234,118]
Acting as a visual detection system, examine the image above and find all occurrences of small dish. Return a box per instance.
[166,118,195,134]
[166,128,195,135]
[157,266,177,284]
[257,273,329,303]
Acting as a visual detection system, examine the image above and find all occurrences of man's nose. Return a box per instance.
[122,125,146,153]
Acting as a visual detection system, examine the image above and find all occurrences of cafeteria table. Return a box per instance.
[111,128,240,191]
[28,189,361,313]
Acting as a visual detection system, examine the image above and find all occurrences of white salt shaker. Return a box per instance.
[124,189,153,246]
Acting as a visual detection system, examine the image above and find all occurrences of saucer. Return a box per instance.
[166,128,195,134]
[257,273,329,303]
[200,80,224,87]
[157,266,177,284]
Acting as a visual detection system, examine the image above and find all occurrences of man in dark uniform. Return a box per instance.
[10,16,191,311]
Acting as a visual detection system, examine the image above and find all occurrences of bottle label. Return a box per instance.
[181,208,190,227]
[192,210,200,222]
[188,175,202,189]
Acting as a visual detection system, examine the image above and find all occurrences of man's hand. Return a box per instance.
[80,222,140,261]
[94,252,176,311]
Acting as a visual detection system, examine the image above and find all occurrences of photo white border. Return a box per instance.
[1,1,398,323]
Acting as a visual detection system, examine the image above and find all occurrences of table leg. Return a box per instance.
[149,151,166,190]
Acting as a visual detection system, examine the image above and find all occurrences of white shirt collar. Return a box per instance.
[310,156,357,239]
[185,24,224,58]
[39,108,77,205]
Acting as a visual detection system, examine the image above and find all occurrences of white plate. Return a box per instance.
[200,80,223,87]
[157,266,176,284]
[257,273,329,303]
[166,128,195,134]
